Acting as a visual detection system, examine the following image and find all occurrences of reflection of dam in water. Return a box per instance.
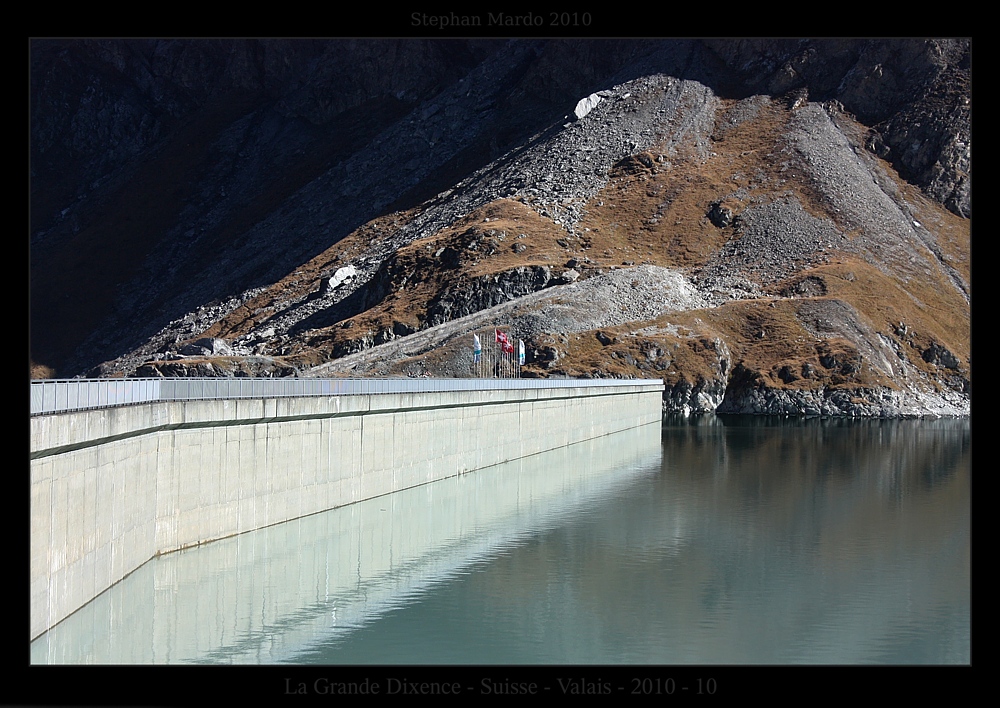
[31,422,663,664]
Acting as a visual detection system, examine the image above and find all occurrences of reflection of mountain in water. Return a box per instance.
[672,415,969,494]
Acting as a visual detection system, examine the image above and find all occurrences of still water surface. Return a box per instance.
[32,416,970,664]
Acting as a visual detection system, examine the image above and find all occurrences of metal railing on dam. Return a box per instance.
[30,377,659,416]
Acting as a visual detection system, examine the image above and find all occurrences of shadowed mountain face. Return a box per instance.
[30,38,970,417]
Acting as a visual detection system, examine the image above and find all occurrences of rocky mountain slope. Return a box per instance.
[30,38,970,416]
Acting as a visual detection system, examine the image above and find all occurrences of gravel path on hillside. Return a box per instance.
[508,264,711,338]
[306,265,711,376]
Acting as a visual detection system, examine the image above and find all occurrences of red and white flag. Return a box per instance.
[496,329,513,353]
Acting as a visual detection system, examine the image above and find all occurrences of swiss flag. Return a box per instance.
[496,330,514,353]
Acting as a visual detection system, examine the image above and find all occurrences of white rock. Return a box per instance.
[328,265,357,289]
[573,93,602,120]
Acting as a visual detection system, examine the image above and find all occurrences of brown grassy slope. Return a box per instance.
[197,208,424,342]
[284,199,584,359]
[891,171,970,288]
[575,98,802,266]
[516,319,726,385]
[530,243,971,391]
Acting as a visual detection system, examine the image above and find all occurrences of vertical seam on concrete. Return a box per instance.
[46,459,54,647]
[263,403,269,532]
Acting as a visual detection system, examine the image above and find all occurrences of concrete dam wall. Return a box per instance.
[30,380,664,640]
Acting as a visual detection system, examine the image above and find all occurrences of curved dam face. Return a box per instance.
[30,380,664,640]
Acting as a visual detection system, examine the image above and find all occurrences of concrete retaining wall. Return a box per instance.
[30,382,663,640]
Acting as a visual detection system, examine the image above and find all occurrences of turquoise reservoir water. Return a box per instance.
[31,416,970,665]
